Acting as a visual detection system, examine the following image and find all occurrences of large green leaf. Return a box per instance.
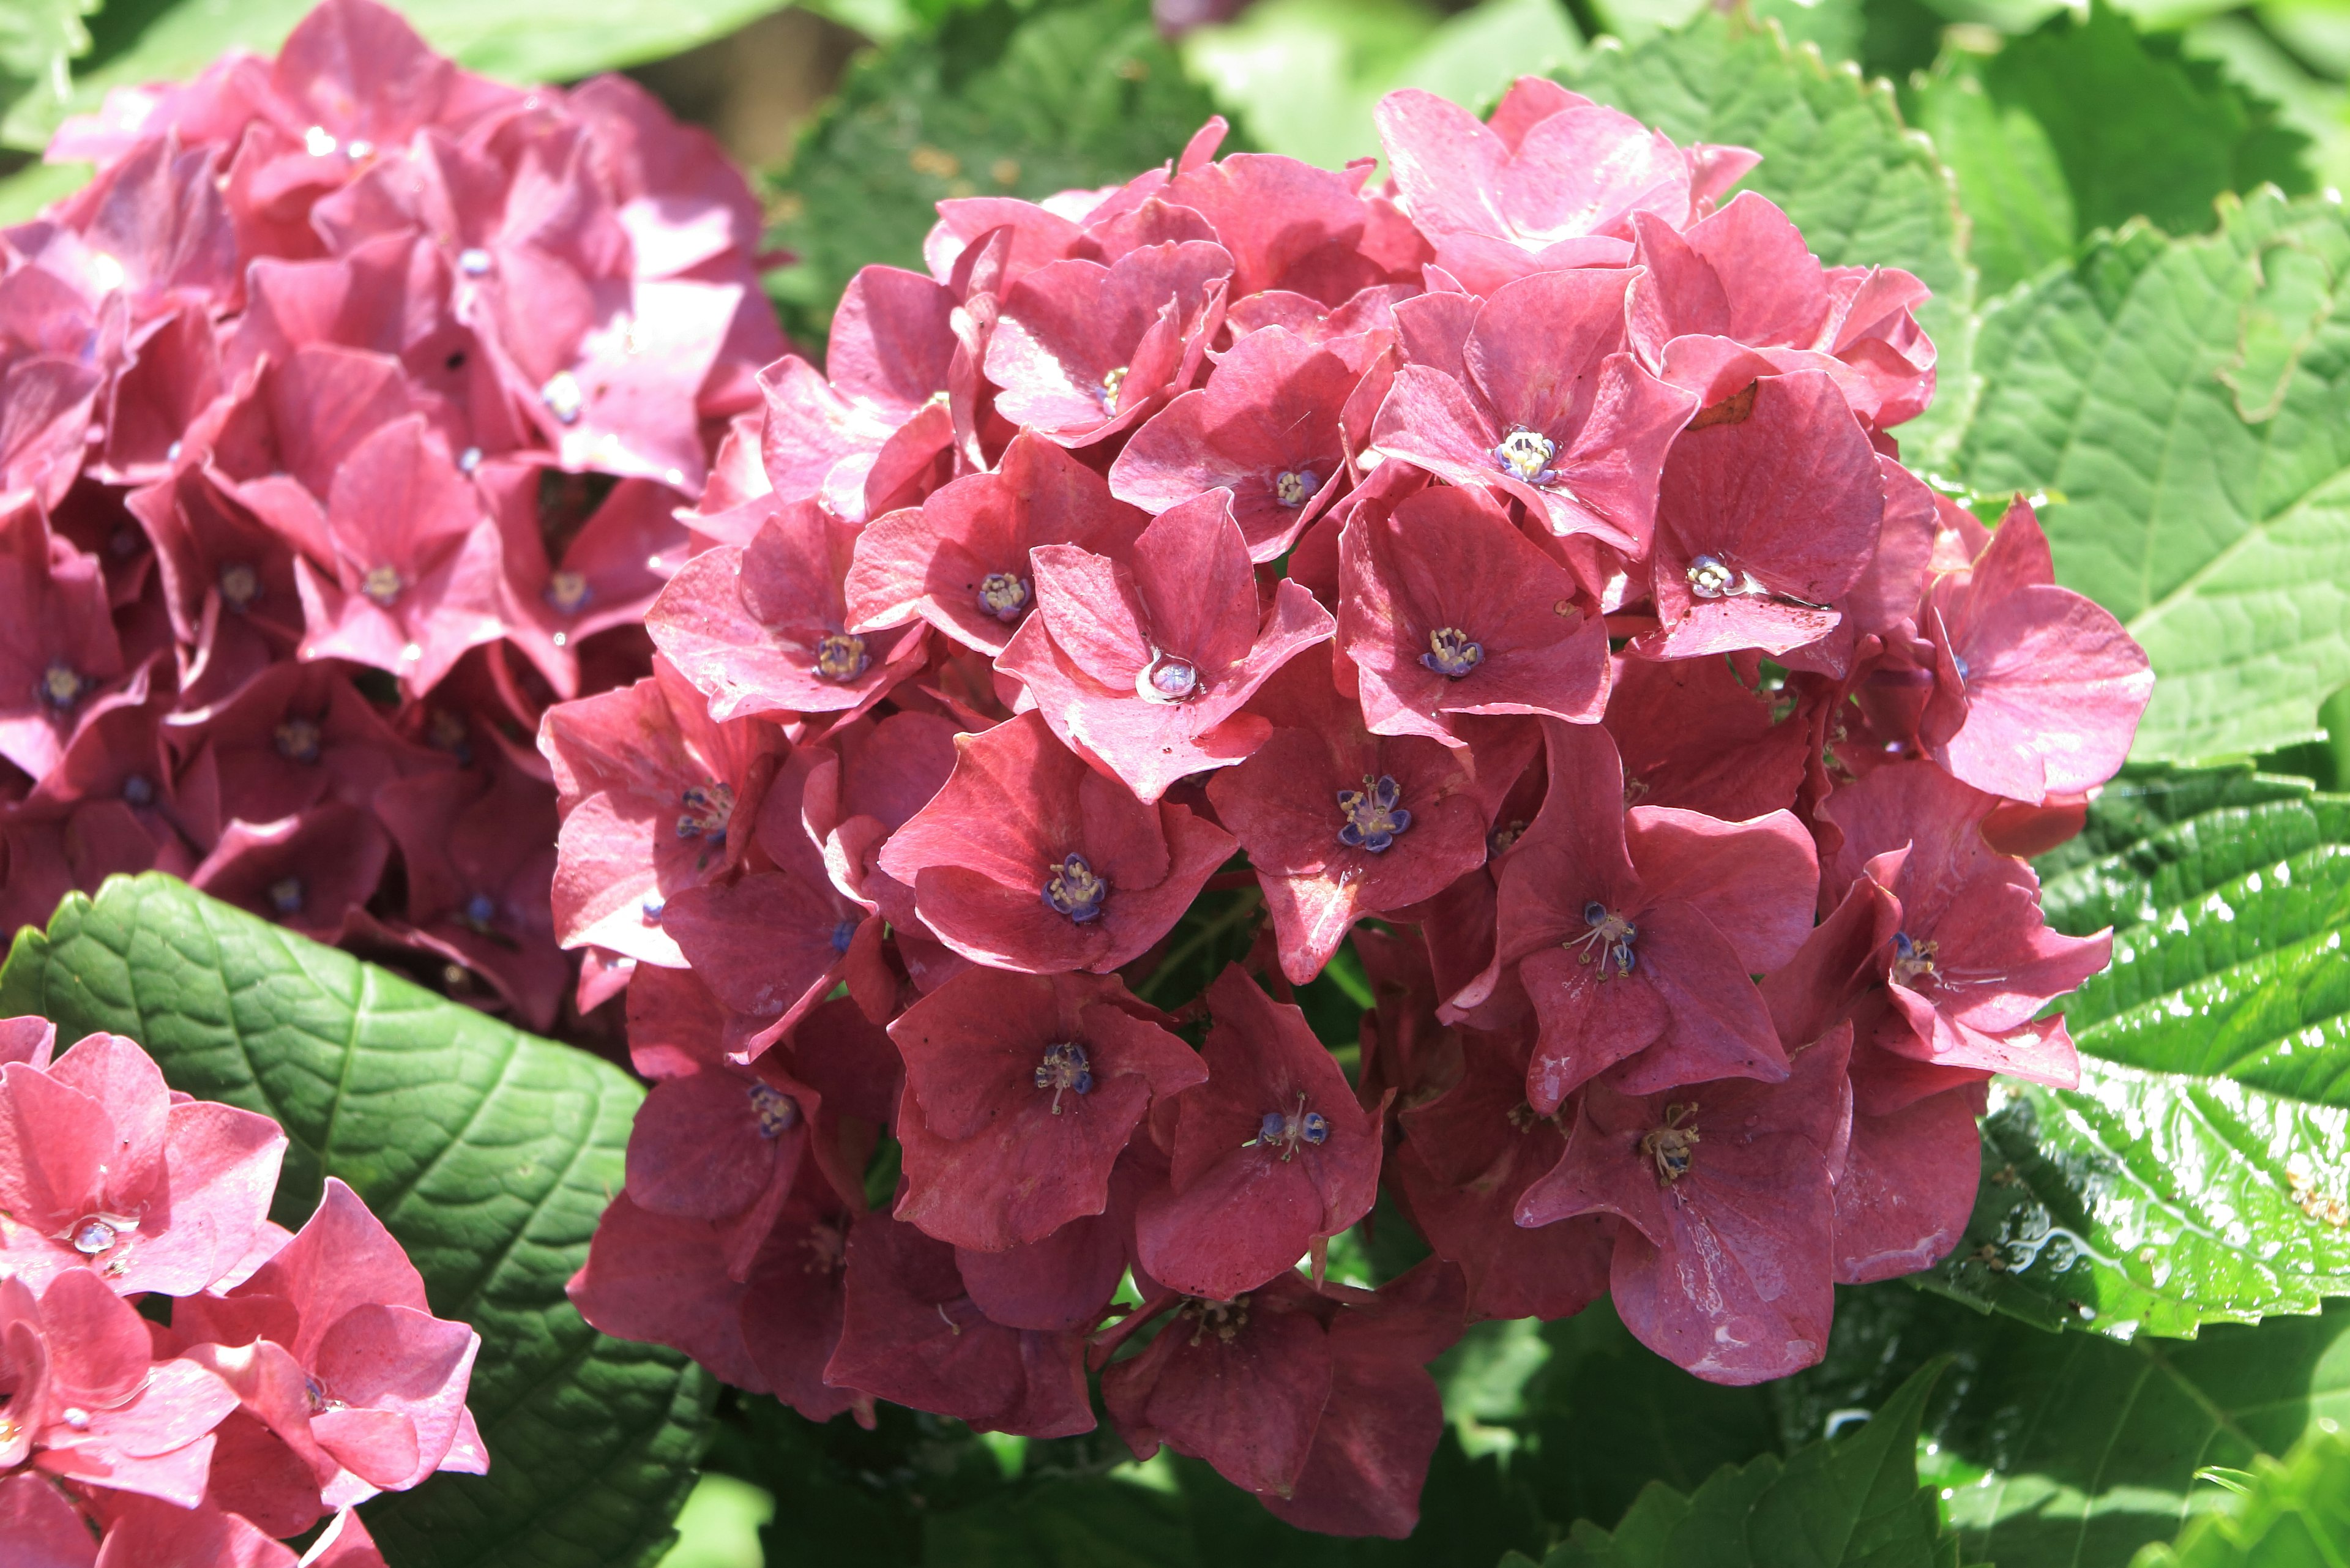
[1780,1283,2350,1568]
[763,0,1228,348]
[1903,56,2075,299]
[1911,764,2350,1337]
[1562,9,1977,466]
[9,0,789,152]
[1952,188,2350,763]
[2134,1424,2350,1566]
[0,873,712,1568]
[1508,1359,1955,1568]
[0,0,97,149]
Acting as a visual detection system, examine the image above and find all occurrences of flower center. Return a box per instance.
[461,893,497,930]
[1493,427,1558,485]
[361,565,404,607]
[1274,469,1316,508]
[814,632,870,683]
[1685,554,1761,600]
[275,716,323,763]
[747,1083,800,1138]
[674,782,735,843]
[37,662,83,711]
[830,919,856,954]
[122,774,154,807]
[1136,650,1199,704]
[1034,1042,1094,1114]
[1891,931,1939,988]
[1952,652,1971,686]
[219,561,260,608]
[1565,900,1638,979]
[1182,1292,1251,1346]
[1337,774,1411,854]
[977,572,1030,622]
[542,371,585,425]
[1042,853,1108,922]
[1639,1103,1701,1187]
[1250,1092,1329,1162]
[1099,365,1130,411]
[1422,626,1484,679]
[269,876,304,915]
[545,569,592,615]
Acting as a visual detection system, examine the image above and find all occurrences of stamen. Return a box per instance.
[813,632,870,683]
[1136,650,1199,704]
[1182,1293,1251,1345]
[976,572,1030,622]
[275,716,323,763]
[269,876,304,916]
[1042,853,1108,922]
[545,569,592,615]
[1421,626,1483,679]
[1246,1092,1329,1161]
[361,565,404,607]
[1493,427,1558,485]
[1639,1103,1701,1187]
[461,893,497,929]
[1099,365,1130,411]
[1564,900,1638,980]
[1890,931,1939,988]
[36,662,83,711]
[122,774,155,807]
[747,1083,800,1138]
[1034,1042,1094,1113]
[218,561,261,608]
[674,782,736,843]
[1337,774,1411,853]
[1274,469,1316,508]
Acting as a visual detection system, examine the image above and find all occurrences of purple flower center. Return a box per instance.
[462,894,498,929]
[1251,1093,1329,1161]
[1042,853,1108,922]
[1136,651,1199,704]
[977,572,1030,622]
[748,1083,799,1138]
[1099,365,1130,411]
[831,919,856,954]
[1274,469,1316,508]
[218,561,260,608]
[1567,900,1638,979]
[361,564,404,607]
[1891,930,1939,987]
[269,876,304,915]
[1639,1103,1701,1187]
[1493,427,1558,485]
[1337,774,1411,853]
[1422,626,1483,679]
[37,662,83,711]
[641,897,665,924]
[814,632,870,683]
[275,716,324,764]
[122,774,154,807]
[1034,1041,1094,1113]
[545,570,592,615]
[675,782,735,843]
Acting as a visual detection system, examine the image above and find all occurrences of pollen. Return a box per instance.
[1890,931,1939,987]
[1034,1041,1094,1113]
[361,564,405,607]
[1639,1103,1701,1187]
[271,714,324,763]
[36,662,83,710]
[1337,774,1412,853]
[1493,427,1558,485]
[545,569,592,614]
[813,632,870,682]
[1136,649,1200,703]
[1565,900,1638,979]
[674,781,735,842]
[1042,852,1108,922]
[977,572,1031,622]
[1250,1092,1329,1161]
[1099,365,1130,411]
[1686,554,1762,600]
[1274,469,1317,507]
[1422,625,1484,679]
[218,561,261,608]
[748,1083,800,1138]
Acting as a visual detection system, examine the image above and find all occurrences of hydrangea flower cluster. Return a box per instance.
[0,0,782,1028]
[556,80,2154,1535]
[0,1017,482,1564]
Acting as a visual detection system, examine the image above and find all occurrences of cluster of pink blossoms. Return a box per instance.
[0,1018,482,1563]
[0,0,781,1028]
[553,80,2154,1534]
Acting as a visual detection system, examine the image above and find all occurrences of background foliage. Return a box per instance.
[17,0,2350,1559]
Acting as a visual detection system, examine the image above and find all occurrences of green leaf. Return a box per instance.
[1971,1,2312,242]
[0,0,97,150]
[764,0,1228,346]
[0,873,712,1568]
[1562,9,1977,466]
[1951,188,2350,763]
[1904,56,2075,298]
[13,0,786,153]
[2136,1424,2350,1566]
[1780,1282,2350,1568]
[1908,763,2350,1337]
[1528,1359,1953,1568]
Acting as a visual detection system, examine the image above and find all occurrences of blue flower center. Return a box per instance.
[814,632,870,683]
[748,1083,800,1138]
[545,570,592,615]
[1251,1094,1329,1161]
[831,919,856,954]
[1493,427,1557,485]
[977,572,1030,622]
[269,876,305,916]
[675,782,735,843]
[1891,930,1939,987]
[1422,626,1483,679]
[1274,469,1317,507]
[1567,900,1638,979]
[37,662,82,711]
[1042,853,1108,922]
[1337,774,1411,853]
[1034,1042,1094,1113]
